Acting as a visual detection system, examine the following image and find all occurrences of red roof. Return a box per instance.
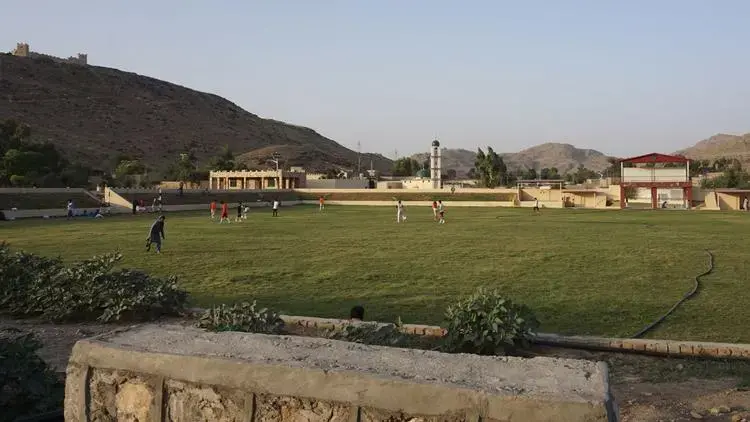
[619,153,689,164]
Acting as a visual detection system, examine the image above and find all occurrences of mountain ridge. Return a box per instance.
[0,54,392,175]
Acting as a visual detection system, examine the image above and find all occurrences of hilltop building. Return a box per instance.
[12,42,88,65]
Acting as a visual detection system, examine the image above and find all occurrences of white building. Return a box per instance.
[430,139,442,189]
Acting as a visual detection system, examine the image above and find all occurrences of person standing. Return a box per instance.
[210,200,217,219]
[533,197,540,213]
[146,215,166,253]
[220,201,230,223]
[319,196,325,212]
[236,201,243,222]
[66,199,74,220]
[396,200,406,223]
[438,200,446,224]
[431,201,438,221]
[272,199,280,217]
[132,199,137,215]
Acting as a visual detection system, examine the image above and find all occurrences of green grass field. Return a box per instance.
[2,205,749,343]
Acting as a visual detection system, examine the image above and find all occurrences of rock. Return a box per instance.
[719,405,732,413]
[690,410,703,419]
[731,415,742,422]
[643,392,653,396]
[676,363,684,370]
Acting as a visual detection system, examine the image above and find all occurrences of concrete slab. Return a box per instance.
[65,324,618,421]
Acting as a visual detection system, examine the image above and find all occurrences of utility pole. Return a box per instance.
[268,152,281,171]
[356,141,362,178]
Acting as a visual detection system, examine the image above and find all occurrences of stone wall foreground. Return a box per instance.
[64,324,618,421]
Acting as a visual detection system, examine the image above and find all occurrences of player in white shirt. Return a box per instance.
[437,200,445,224]
[396,200,406,223]
[272,199,280,217]
[533,198,540,213]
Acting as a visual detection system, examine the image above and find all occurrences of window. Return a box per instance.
[229,179,237,188]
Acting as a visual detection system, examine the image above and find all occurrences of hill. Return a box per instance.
[0,55,392,175]
[506,143,610,174]
[413,143,611,176]
[676,133,750,166]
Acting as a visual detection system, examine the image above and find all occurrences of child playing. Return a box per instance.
[220,201,230,223]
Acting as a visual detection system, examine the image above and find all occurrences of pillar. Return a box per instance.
[619,185,625,209]
[651,187,658,209]
[685,186,692,210]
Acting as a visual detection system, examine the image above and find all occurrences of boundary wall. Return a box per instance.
[278,314,750,360]
[65,324,617,421]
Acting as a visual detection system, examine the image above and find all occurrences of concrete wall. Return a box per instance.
[0,187,88,194]
[305,179,370,189]
[704,191,720,210]
[564,193,607,209]
[717,192,742,210]
[520,188,562,203]
[303,200,517,207]
[3,201,302,219]
[622,168,687,183]
[65,325,617,422]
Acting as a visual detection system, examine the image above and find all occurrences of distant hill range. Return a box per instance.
[0,54,392,175]
[413,143,612,177]
[676,133,750,167]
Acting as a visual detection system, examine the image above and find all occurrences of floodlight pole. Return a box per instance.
[268,153,281,171]
[268,152,282,189]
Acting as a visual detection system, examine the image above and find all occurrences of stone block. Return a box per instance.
[164,380,247,421]
[255,394,351,421]
[65,324,618,421]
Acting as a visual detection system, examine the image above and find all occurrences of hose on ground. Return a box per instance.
[631,250,714,339]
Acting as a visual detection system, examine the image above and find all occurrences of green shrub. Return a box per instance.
[0,329,64,420]
[198,301,284,334]
[0,243,188,322]
[442,288,539,356]
[326,320,413,348]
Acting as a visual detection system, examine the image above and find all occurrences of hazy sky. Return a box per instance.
[3,1,749,157]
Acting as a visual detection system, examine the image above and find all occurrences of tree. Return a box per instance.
[605,157,621,179]
[208,145,236,171]
[445,169,457,180]
[392,158,421,177]
[466,168,477,180]
[168,151,198,183]
[540,167,560,180]
[566,165,598,185]
[701,166,750,189]
[523,168,537,180]
[474,147,507,188]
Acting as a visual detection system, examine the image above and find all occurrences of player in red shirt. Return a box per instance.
[210,200,217,219]
[219,201,230,224]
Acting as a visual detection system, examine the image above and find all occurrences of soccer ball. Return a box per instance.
[402,216,407,221]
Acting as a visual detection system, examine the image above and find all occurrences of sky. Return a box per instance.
[3,0,750,158]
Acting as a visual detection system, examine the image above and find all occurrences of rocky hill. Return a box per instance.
[0,55,392,175]
[413,143,611,177]
[676,133,750,166]
[507,143,610,173]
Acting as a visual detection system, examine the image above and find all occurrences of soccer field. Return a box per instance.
[2,205,749,342]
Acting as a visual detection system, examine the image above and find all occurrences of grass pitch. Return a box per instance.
[1,205,749,342]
